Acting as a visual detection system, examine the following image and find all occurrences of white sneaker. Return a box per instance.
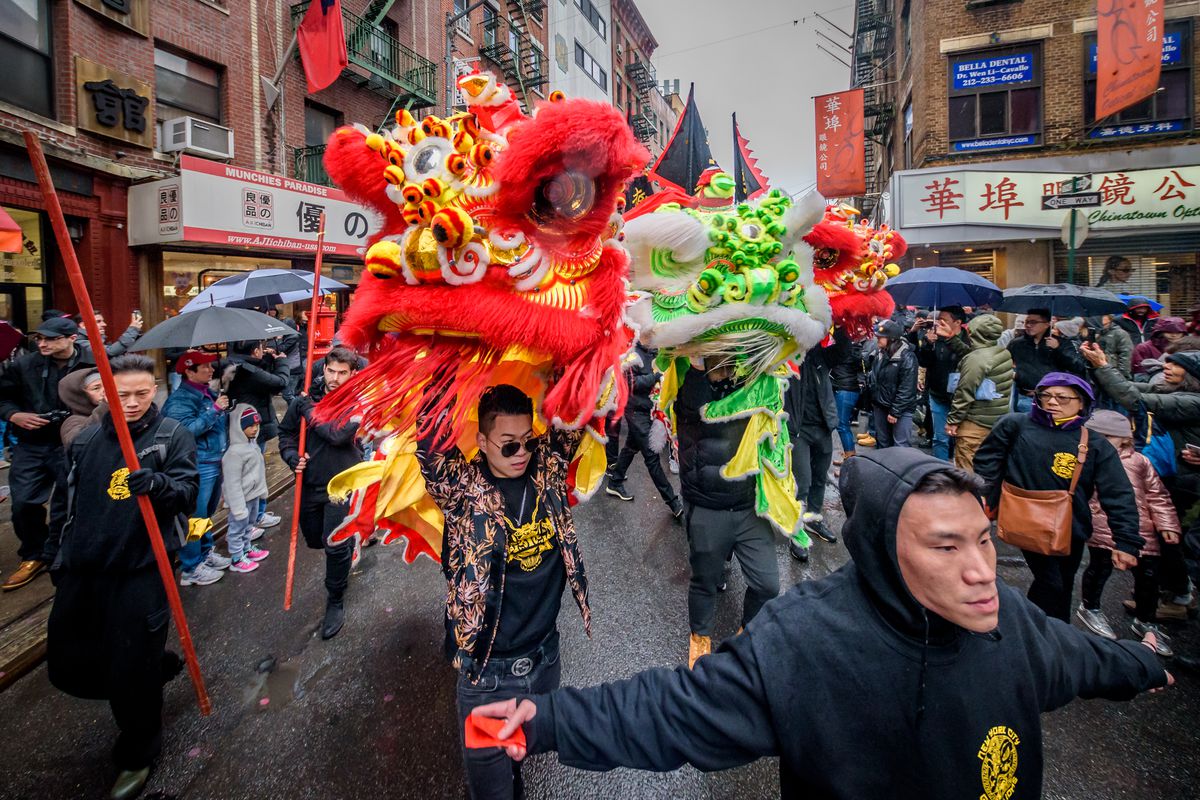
[204,551,232,571]
[249,526,265,542]
[669,457,679,475]
[256,511,282,528]
[180,563,223,586]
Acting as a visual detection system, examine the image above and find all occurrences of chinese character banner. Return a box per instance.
[1096,0,1165,119]
[814,89,865,198]
[899,166,1200,229]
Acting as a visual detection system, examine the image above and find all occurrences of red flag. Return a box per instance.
[814,89,865,198]
[1095,0,1165,119]
[297,0,348,94]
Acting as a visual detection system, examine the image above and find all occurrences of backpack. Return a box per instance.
[1140,407,1177,478]
[69,416,190,547]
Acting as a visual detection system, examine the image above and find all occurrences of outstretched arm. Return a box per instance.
[474,633,779,772]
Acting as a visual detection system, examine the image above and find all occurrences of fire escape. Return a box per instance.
[625,59,658,144]
[851,0,895,218]
[479,1,548,112]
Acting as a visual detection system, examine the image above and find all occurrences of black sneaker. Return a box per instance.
[806,519,838,544]
[789,540,810,562]
[605,481,634,501]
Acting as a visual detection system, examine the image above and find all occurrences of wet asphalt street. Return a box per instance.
[1,455,1198,800]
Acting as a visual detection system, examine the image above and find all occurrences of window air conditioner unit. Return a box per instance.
[161,117,235,160]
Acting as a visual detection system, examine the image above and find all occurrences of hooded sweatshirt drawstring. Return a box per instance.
[917,609,929,726]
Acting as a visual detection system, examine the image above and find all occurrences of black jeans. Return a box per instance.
[686,504,780,636]
[1081,545,1162,623]
[1021,536,1087,622]
[456,632,561,800]
[298,493,353,604]
[604,414,621,467]
[791,430,833,513]
[611,420,677,504]
[10,441,68,562]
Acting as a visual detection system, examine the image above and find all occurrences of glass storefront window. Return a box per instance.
[162,252,293,317]
[1054,245,1200,317]
[0,207,46,284]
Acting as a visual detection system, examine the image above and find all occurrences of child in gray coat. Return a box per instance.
[222,404,270,572]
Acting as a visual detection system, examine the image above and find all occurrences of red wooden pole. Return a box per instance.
[283,213,327,610]
[22,132,211,715]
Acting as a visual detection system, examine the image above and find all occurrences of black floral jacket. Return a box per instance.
[418,427,591,682]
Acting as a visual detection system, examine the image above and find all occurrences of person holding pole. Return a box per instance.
[279,346,362,639]
[44,354,199,800]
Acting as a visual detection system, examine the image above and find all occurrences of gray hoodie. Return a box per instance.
[221,402,268,520]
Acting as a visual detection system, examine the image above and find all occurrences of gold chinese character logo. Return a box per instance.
[1051,452,1077,480]
[107,468,131,501]
[978,725,1020,800]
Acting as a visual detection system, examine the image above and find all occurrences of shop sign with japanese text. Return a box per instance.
[897,165,1200,230]
[128,156,379,256]
[75,57,153,148]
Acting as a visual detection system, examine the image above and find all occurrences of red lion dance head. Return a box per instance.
[315,74,647,562]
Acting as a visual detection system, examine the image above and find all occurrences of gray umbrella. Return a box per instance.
[130,306,298,351]
[997,284,1127,317]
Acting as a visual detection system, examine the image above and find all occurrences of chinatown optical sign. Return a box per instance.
[128,155,379,256]
[897,165,1200,230]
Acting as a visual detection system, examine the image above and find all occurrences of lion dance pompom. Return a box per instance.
[315,72,648,562]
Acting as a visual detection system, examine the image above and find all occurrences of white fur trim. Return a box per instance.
[779,190,827,255]
[622,212,709,292]
[629,298,829,357]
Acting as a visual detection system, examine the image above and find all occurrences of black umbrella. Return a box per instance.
[997,284,1127,317]
[181,268,347,312]
[129,306,298,351]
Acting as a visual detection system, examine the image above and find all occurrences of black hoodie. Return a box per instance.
[523,449,1166,798]
[278,377,361,499]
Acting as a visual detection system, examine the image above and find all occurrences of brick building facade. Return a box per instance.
[0,0,662,334]
[854,0,1200,311]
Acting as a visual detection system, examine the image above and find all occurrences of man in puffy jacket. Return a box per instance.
[1115,299,1158,346]
[867,319,918,448]
[605,341,682,518]
[944,314,1013,471]
[163,350,231,587]
[677,362,779,668]
[469,450,1171,799]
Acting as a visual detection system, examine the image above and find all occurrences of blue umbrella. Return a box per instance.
[1118,293,1164,312]
[884,267,1003,310]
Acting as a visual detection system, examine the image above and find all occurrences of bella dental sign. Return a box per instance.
[952,53,1034,90]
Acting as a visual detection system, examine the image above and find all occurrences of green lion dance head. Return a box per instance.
[623,188,832,379]
[621,189,834,539]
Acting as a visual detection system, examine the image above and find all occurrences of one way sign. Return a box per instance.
[1041,192,1101,210]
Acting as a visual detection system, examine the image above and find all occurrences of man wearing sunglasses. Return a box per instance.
[0,317,95,591]
[417,383,590,800]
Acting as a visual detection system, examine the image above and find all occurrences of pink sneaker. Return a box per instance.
[246,548,269,562]
[229,558,259,573]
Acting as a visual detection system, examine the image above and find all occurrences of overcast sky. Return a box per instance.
[638,0,855,197]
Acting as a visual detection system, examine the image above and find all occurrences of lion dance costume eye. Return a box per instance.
[313,71,648,563]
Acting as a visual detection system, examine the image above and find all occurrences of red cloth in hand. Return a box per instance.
[464,713,526,750]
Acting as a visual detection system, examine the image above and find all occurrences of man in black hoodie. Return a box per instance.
[0,316,95,591]
[279,346,362,640]
[470,449,1170,799]
[45,354,198,800]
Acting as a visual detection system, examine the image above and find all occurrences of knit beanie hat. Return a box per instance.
[875,319,904,339]
[83,370,103,388]
[239,407,262,430]
[1054,317,1084,338]
[1166,351,1200,382]
[1085,409,1133,439]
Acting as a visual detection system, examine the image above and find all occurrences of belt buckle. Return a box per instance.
[510,656,533,677]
